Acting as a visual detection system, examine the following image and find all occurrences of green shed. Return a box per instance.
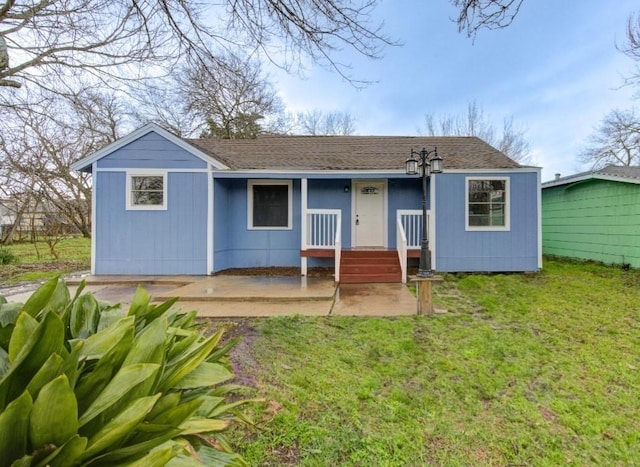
[542,165,640,268]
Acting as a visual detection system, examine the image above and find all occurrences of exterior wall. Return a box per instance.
[387,177,424,248]
[95,171,208,274]
[435,171,539,272]
[97,132,207,170]
[542,179,640,268]
[212,178,301,272]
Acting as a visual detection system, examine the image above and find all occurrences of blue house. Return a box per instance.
[71,123,542,282]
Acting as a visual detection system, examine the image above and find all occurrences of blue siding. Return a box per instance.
[387,178,424,248]
[308,179,353,249]
[212,178,301,272]
[97,132,207,169]
[95,172,208,274]
[435,172,539,272]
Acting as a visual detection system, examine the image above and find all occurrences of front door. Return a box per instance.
[354,181,386,247]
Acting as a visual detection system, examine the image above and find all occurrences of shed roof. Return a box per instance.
[188,135,522,171]
[542,165,640,188]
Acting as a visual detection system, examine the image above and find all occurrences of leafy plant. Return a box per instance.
[0,277,250,466]
[0,248,16,265]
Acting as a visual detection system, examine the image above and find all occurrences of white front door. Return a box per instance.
[354,181,386,247]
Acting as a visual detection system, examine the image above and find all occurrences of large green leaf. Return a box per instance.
[21,277,58,317]
[146,392,181,421]
[81,394,161,459]
[25,353,64,399]
[123,446,175,467]
[75,327,134,415]
[35,435,87,467]
[0,312,65,408]
[148,398,203,427]
[80,315,135,360]
[86,426,181,465]
[0,391,32,466]
[29,374,78,449]
[178,417,229,435]
[79,363,160,427]
[8,312,38,363]
[174,362,233,390]
[127,286,151,319]
[41,279,71,318]
[160,334,220,392]
[70,293,100,339]
[172,441,248,467]
[122,315,167,366]
[0,347,9,379]
[0,302,22,328]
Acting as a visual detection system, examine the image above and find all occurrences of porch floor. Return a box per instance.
[13,273,420,317]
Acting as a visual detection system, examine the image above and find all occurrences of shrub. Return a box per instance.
[0,248,16,265]
[0,277,250,466]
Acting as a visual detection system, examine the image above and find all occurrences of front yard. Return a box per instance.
[0,237,90,283]
[219,259,640,465]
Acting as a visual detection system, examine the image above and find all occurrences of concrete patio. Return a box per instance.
[3,273,420,317]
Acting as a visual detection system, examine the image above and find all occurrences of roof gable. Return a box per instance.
[70,123,228,172]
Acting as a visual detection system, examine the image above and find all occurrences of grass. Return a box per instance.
[225,258,640,465]
[0,236,91,283]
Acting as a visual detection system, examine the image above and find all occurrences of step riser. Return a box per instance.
[342,266,401,274]
[340,250,403,283]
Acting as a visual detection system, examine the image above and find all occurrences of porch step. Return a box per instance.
[340,250,402,283]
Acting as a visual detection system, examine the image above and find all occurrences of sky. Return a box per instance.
[266,0,639,182]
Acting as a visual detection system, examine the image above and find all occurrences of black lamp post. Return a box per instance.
[405,147,443,278]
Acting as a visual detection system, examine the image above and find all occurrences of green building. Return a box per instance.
[542,165,640,268]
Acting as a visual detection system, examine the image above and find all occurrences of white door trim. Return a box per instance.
[351,179,388,248]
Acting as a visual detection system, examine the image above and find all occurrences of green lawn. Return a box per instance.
[0,236,91,282]
[226,258,640,465]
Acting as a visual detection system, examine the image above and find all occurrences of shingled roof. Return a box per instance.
[187,135,522,171]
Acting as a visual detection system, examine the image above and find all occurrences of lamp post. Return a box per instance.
[405,147,443,277]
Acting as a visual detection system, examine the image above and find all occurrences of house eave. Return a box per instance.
[542,173,640,189]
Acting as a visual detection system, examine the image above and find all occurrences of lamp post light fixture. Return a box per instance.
[405,147,443,278]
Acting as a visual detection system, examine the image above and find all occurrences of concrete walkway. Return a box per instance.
[2,274,419,317]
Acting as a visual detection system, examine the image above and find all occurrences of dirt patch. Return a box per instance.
[215,266,333,278]
[198,318,262,388]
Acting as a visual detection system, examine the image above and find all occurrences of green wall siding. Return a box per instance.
[542,179,640,267]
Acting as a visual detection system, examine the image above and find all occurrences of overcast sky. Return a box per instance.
[267,0,638,182]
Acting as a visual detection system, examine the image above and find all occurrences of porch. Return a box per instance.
[300,208,429,283]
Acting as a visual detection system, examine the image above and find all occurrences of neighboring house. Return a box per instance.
[542,165,640,268]
[71,123,541,282]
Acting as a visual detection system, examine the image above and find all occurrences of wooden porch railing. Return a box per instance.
[303,209,342,281]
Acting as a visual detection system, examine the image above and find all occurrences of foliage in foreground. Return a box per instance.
[0,277,249,466]
[233,258,640,465]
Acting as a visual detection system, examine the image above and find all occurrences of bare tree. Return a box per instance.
[422,101,531,163]
[0,0,393,96]
[0,89,129,238]
[178,53,286,138]
[294,110,357,135]
[580,108,640,169]
[451,0,524,38]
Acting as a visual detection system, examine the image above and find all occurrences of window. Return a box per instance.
[466,177,509,230]
[126,172,167,210]
[248,180,292,229]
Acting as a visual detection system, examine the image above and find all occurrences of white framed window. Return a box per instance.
[126,171,168,210]
[465,177,510,231]
[248,180,292,230]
